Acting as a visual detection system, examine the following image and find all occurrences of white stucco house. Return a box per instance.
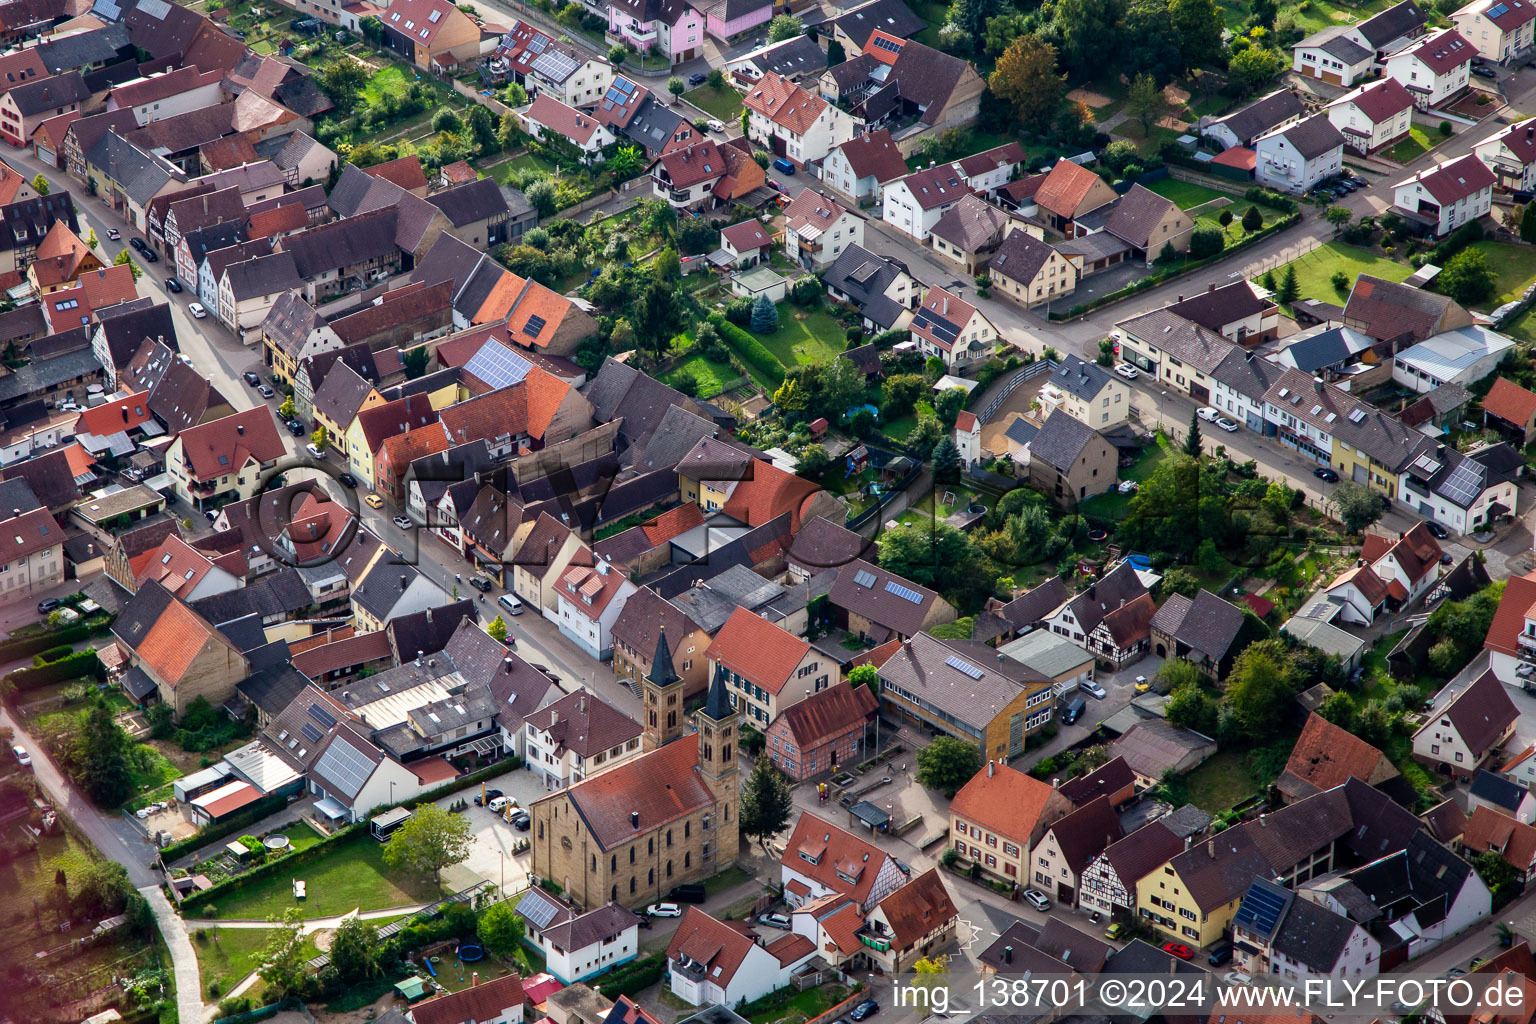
[555,559,636,659]
[1386,27,1476,109]
[741,71,854,167]
[514,888,642,985]
[1392,154,1496,237]
[1254,114,1346,193]
[1325,78,1417,154]
[1473,116,1536,190]
[1452,0,1536,62]
[667,907,816,1008]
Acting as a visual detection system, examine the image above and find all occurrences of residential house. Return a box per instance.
[725,36,828,85]
[1167,281,1282,345]
[706,606,831,727]
[275,208,404,303]
[106,67,224,125]
[1475,115,1536,190]
[928,195,1012,274]
[611,591,710,703]
[1481,377,1536,444]
[879,632,1056,759]
[828,0,927,53]
[1149,590,1247,681]
[841,33,984,141]
[857,869,958,973]
[821,244,919,333]
[1461,806,1536,882]
[998,627,1097,698]
[1393,153,1496,236]
[690,0,773,43]
[908,285,1000,372]
[377,0,484,71]
[719,220,772,269]
[218,251,303,339]
[1468,768,1536,823]
[665,906,815,1007]
[1327,77,1418,154]
[779,813,907,910]
[1034,159,1118,233]
[822,129,909,207]
[410,975,528,1024]
[0,503,62,604]
[164,406,286,510]
[1453,0,1536,61]
[1040,562,1155,668]
[1255,115,1346,193]
[989,227,1078,309]
[1412,668,1519,778]
[498,23,615,107]
[1399,440,1521,534]
[1027,413,1118,505]
[763,681,878,781]
[349,559,451,633]
[1079,821,1188,918]
[827,558,955,643]
[742,72,854,168]
[426,177,530,249]
[1038,354,1130,431]
[1030,795,1123,907]
[949,758,1074,885]
[1395,325,1511,393]
[513,889,640,985]
[1292,0,1428,85]
[1114,308,1235,399]
[1276,713,1400,803]
[1231,876,1382,980]
[1203,90,1307,149]
[1387,27,1476,109]
[605,0,704,64]
[650,138,765,212]
[523,95,615,165]
[1344,273,1473,351]
[112,580,247,716]
[0,192,78,275]
[522,690,643,790]
[880,162,977,242]
[0,71,89,148]
[782,189,862,271]
[556,558,636,660]
[262,291,343,385]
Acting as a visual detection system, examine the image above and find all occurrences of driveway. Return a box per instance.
[433,769,544,895]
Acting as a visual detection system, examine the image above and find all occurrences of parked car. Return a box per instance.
[1022,889,1051,912]
[772,157,796,174]
[106,228,120,241]
[1474,64,1498,78]
[37,598,61,614]
[365,493,383,509]
[469,575,494,592]
[12,745,30,768]
[1061,696,1086,724]
[393,515,414,529]
[1113,363,1138,380]
[475,788,504,807]
[1216,417,1238,432]
[305,443,326,458]
[850,1002,879,1022]
[498,593,525,616]
[243,371,261,386]
[1079,679,1107,700]
[1196,406,1219,422]
[129,237,148,253]
[1313,466,1340,483]
[1208,944,1233,966]
[687,72,707,85]
[757,913,792,930]
[1104,922,1125,940]
[511,810,531,830]
[1163,942,1194,960]
[647,902,683,917]
[337,473,357,488]
[257,385,275,399]
[707,119,725,133]
[188,302,207,318]
[165,277,182,293]
[1134,675,1150,693]
[1425,521,1448,539]
[669,883,707,903]
[286,420,305,436]
[487,796,510,813]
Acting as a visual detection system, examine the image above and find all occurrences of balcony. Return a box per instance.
[1517,630,1536,655]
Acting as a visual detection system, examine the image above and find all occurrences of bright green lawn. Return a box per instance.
[363,66,411,107]
[1385,126,1433,164]
[131,744,183,793]
[1465,241,1536,307]
[1149,178,1226,210]
[1260,241,1413,306]
[489,152,559,183]
[1080,444,1169,520]
[756,306,849,369]
[1505,307,1536,343]
[686,85,744,123]
[195,834,442,920]
[193,928,320,998]
[663,354,741,399]
[1197,204,1282,246]
[0,829,94,934]
[1183,750,1255,813]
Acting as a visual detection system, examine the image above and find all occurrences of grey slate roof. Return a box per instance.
[627,404,722,473]
[619,93,685,156]
[223,250,301,299]
[1280,325,1374,372]
[1167,281,1273,334]
[0,347,101,403]
[1470,768,1525,812]
[8,71,89,115]
[989,229,1059,286]
[263,291,325,360]
[1357,0,1426,47]
[747,35,825,78]
[36,23,129,73]
[877,631,1050,728]
[425,177,509,228]
[1273,114,1346,160]
[1100,184,1181,250]
[1150,589,1245,665]
[313,360,376,428]
[86,130,183,205]
[279,207,399,278]
[1210,89,1306,146]
[351,559,424,619]
[1028,412,1101,472]
[1208,347,1287,401]
[822,244,909,330]
[1270,889,1362,972]
[1047,354,1114,402]
[1117,307,1234,374]
[832,0,926,48]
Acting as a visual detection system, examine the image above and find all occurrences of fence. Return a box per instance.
[303,882,487,972]
[448,78,513,117]
[211,996,318,1024]
[846,448,924,532]
[977,359,1056,426]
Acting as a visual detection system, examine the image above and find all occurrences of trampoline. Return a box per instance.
[457,944,484,962]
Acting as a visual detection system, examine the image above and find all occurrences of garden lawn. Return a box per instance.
[1197,204,1283,246]
[196,833,443,920]
[486,152,558,183]
[1260,241,1413,306]
[686,85,743,123]
[193,928,320,998]
[1149,178,1226,210]
[1505,306,1536,344]
[1465,241,1536,307]
[742,984,851,1024]
[1182,750,1254,813]
[1385,126,1433,164]
[0,828,94,929]
[663,354,741,399]
[363,65,412,107]
[756,306,849,370]
[1080,444,1168,520]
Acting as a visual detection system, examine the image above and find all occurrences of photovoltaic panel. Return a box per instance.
[885,580,924,603]
[465,340,533,389]
[944,655,983,679]
[314,736,374,797]
[307,702,337,729]
[301,722,322,743]
[1440,459,1483,507]
[518,888,562,928]
[854,568,878,587]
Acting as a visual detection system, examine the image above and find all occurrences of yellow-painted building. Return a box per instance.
[316,390,383,460]
[1328,438,1404,499]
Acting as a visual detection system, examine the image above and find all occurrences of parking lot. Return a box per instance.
[433,766,543,895]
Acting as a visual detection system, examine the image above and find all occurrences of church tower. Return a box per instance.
[697,664,740,862]
[640,624,684,750]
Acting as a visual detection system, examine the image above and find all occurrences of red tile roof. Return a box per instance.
[1331,564,1389,605]
[440,385,529,447]
[772,680,878,749]
[1341,77,1416,123]
[137,595,234,686]
[291,628,391,677]
[781,812,894,905]
[874,869,956,948]
[951,761,1064,846]
[1483,377,1536,427]
[247,203,310,240]
[1400,28,1476,76]
[640,502,705,546]
[1036,160,1109,220]
[131,534,220,595]
[412,973,526,1024]
[355,394,439,456]
[742,71,827,135]
[0,507,59,564]
[1281,713,1394,795]
[559,560,629,621]
[176,406,287,483]
[1399,153,1495,206]
[1486,569,1536,657]
[706,607,812,693]
[721,219,772,252]
[76,389,152,436]
[666,907,757,988]
[363,154,428,192]
[834,129,908,183]
[507,281,575,354]
[1464,805,1536,872]
[546,735,715,850]
[863,28,905,64]
[526,94,606,145]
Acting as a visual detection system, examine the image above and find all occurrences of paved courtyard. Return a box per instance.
[434,766,544,895]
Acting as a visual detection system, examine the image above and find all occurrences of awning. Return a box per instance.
[313,795,350,822]
[122,665,157,701]
[848,800,890,829]
[394,977,429,1001]
[1489,502,1510,518]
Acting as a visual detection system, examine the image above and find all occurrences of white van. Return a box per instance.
[498,593,525,616]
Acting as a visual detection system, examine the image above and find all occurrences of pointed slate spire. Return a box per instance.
[648,623,680,690]
[701,663,732,722]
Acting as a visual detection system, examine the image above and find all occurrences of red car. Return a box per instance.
[1162,942,1194,961]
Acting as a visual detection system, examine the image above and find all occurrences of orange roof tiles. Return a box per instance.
[666,907,757,988]
[176,407,287,482]
[75,390,151,436]
[1464,805,1536,872]
[951,760,1062,846]
[364,154,428,193]
[640,503,705,546]
[706,607,811,694]
[1281,713,1394,795]
[741,71,828,136]
[376,421,451,488]
[1035,159,1107,221]
[247,202,310,240]
[550,734,714,850]
[506,280,574,352]
[863,28,905,64]
[560,560,628,621]
[715,459,822,530]
[59,443,94,480]
[781,813,894,905]
[130,534,220,593]
[137,597,230,686]
[440,385,529,446]
[1483,377,1536,427]
[875,869,956,948]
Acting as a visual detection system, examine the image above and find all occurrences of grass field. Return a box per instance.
[1385,126,1434,164]
[757,306,849,370]
[686,85,743,123]
[1149,178,1227,210]
[1183,750,1255,813]
[1080,444,1169,520]
[1260,241,1413,305]
[195,834,442,920]
[193,927,320,998]
[0,828,95,931]
[1196,202,1282,247]
[663,354,741,399]
[363,65,412,107]
[1465,241,1536,307]
[488,152,559,184]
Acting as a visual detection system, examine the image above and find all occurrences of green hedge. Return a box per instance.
[158,793,292,863]
[596,953,666,1000]
[178,822,367,915]
[35,644,75,664]
[0,617,111,663]
[1243,187,1299,214]
[7,649,105,690]
[708,312,785,386]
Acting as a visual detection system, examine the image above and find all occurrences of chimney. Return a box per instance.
[1004,945,1013,964]
[1177,295,1183,302]
[503,656,513,673]
[1207,839,1216,859]
[1313,378,1323,393]
[426,608,433,623]
[236,424,244,436]
[416,650,424,667]
[87,542,93,554]
[551,710,559,726]
[401,575,409,590]
[580,694,586,714]
[631,810,640,829]
[472,973,479,987]
[1208,283,1216,293]
[1051,778,1060,788]
[1259,813,1267,827]
[986,759,995,777]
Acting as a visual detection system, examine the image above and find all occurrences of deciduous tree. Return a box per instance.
[330,918,383,983]
[1227,46,1284,93]
[258,909,309,998]
[988,35,1065,132]
[476,900,525,956]
[1127,73,1168,136]
[382,804,473,885]
[1050,0,1125,77]
[1439,247,1496,305]
[1169,0,1226,68]
[767,13,803,40]
[1331,480,1385,534]
[917,736,984,797]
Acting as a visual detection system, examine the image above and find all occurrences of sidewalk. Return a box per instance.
[143,884,207,1024]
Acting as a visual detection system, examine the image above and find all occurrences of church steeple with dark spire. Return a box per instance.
[640,622,684,750]
[697,664,737,786]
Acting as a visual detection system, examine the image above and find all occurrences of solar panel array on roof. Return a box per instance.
[1440,458,1483,506]
[527,35,548,53]
[307,701,337,729]
[314,735,374,797]
[885,580,924,603]
[944,655,983,679]
[301,721,322,743]
[524,314,547,338]
[532,48,580,81]
[138,0,172,18]
[517,888,563,929]
[871,35,902,53]
[1234,880,1291,936]
[464,341,532,390]
[1491,3,1510,14]
[853,568,878,587]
